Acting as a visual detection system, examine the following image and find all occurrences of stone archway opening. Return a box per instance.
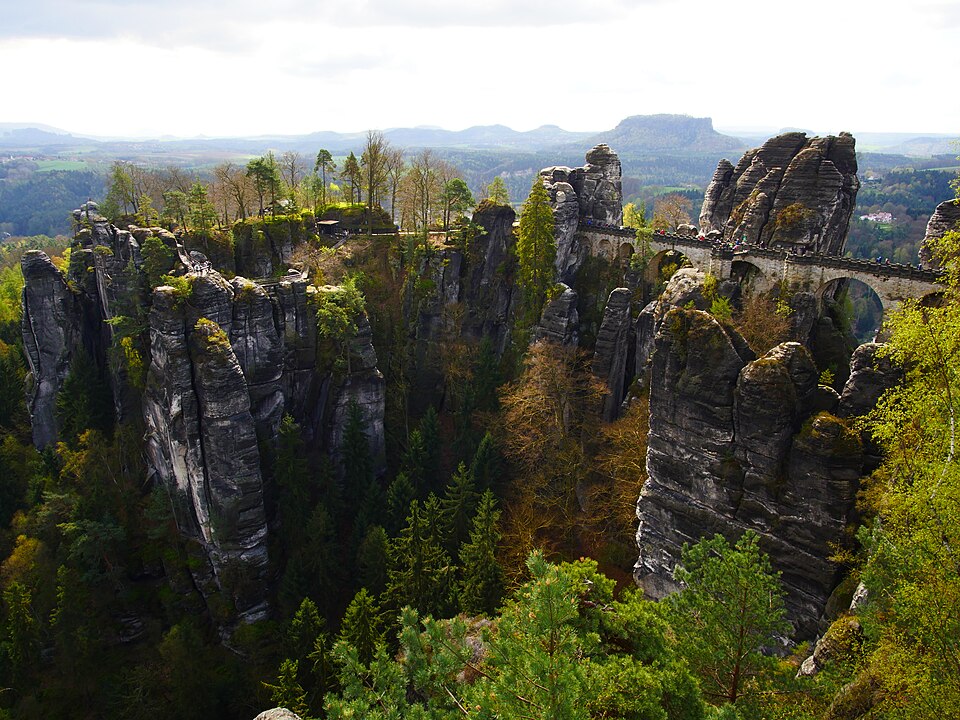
[598,238,613,260]
[644,249,690,287]
[618,242,635,266]
[730,259,765,293]
[818,278,884,344]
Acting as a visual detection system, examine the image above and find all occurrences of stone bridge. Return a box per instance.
[579,223,944,311]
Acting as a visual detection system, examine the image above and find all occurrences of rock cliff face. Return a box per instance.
[21,208,386,625]
[635,272,898,638]
[21,251,78,448]
[540,144,623,281]
[699,132,859,254]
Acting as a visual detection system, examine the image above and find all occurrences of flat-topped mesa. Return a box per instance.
[699,132,860,255]
[540,144,624,281]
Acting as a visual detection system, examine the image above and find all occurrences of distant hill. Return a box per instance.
[588,114,746,155]
[0,125,86,148]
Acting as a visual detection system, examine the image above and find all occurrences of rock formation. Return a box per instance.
[20,206,387,626]
[540,144,623,281]
[592,288,633,421]
[920,198,960,266]
[635,271,899,638]
[699,132,860,254]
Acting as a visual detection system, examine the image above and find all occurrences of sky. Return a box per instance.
[1,0,958,139]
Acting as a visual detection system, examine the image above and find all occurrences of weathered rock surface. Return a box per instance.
[837,343,902,419]
[253,709,302,720]
[920,198,960,266]
[535,284,579,346]
[636,297,873,638]
[699,132,859,254]
[540,144,623,281]
[21,211,389,626]
[143,275,270,623]
[593,288,633,421]
[21,251,78,448]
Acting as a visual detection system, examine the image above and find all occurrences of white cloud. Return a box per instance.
[0,0,957,137]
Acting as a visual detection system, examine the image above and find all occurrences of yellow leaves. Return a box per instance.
[1,534,48,589]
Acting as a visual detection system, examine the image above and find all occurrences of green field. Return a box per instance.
[35,159,88,172]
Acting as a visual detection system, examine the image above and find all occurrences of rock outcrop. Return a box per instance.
[540,144,623,281]
[699,132,860,254]
[21,251,78,448]
[21,208,388,626]
[635,273,894,639]
[534,284,580,346]
[920,198,960,266]
[593,288,633,421]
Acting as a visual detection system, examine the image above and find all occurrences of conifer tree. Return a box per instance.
[440,462,479,554]
[342,400,373,508]
[458,490,505,616]
[517,176,557,312]
[265,659,309,718]
[470,432,501,492]
[484,175,511,206]
[417,406,441,493]
[338,588,383,665]
[356,525,389,595]
[386,497,455,618]
[276,415,311,555]
[385,472,417,535]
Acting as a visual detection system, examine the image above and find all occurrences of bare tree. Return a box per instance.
[385,147,406,224]
[279,151,306,199]
[213,162,252,222]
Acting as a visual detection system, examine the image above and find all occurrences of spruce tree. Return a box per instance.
[341,400,373,509]
[385,472,417,535]
[517,176,557,313]
[440,462,479,554]
[338,588,383,665]
[386,497,455,619]
[458,490,505,616]
[276,415,310,555]
[470,432,501,492]
[356,525,389,595]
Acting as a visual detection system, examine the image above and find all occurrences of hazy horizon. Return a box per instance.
[3,0,958,139]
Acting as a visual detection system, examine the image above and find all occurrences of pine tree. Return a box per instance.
[517,176,557,312]
[440,462,479,554]
[458,490,505,616]
[484,176,511,206]
[338,588,383,665]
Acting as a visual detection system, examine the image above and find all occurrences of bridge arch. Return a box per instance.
[644,248,690,286]
[618,242,635,264]
[731,259,770,294]
[817,277,884,343]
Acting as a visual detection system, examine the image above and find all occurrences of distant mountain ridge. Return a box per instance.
[589,114,746,155]
[0,115,741,156]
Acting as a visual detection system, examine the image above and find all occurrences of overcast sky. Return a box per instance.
[1,0,957,138]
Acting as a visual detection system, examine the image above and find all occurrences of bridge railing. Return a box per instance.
[581,224,944,284]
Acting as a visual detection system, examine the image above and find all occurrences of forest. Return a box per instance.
[0,129,957,720]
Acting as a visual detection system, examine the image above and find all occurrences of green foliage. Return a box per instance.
[849,227,960,717]
[457,490,505,616]
[666,531,789,704]
[483,175,511,206]
[517,177,557,315]
[338,588,383,666]
[55,350,114,444]
[386,496,455,619]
